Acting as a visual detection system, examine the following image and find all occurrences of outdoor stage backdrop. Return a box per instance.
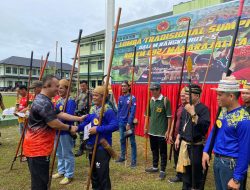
[111,0,248,136]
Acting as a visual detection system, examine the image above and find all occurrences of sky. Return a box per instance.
[0,0,190,64]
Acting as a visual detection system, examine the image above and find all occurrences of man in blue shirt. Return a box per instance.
[77,86,118,189]
[116,80,137,168]
[203,76,250,190]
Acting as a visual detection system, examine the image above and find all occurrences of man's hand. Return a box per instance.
[78,114,88,122]
[175,138,180,150]
[227,178,240,190]
[89,127,97,135]
[126,124,131,131]
[202,152,210,170]
[70,125,78,135]
[168,135,174,144]
[184,104,195,116]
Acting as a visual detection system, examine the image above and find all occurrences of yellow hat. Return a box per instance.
[242,83,250,91]
[59,79,69,88]
[93,86,108,95]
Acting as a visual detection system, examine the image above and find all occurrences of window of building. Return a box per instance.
[20,68,24,74]
[91,81,96,88]
[32,69,36,76]
[26,69,29,75]
[65,73,69,78]
[91,43,96,51]
[98,80,102,86]
[98,61,103,70]
[98,41,102,50]
[8,81,12,87]
[13,67,18,74]
[6,67,11,74]
[24,82,28,86]
[37,69,40,76]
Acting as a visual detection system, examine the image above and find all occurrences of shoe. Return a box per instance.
[115,157,125,163]
[75,149,83,157]
[130,162,136,169]
[145,167,159,173]
[168,176,182,183]
[52,173,64,179]
[159,171,166,180]
[59,177,72,185]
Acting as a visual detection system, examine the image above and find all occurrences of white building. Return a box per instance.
[0,56,72,89]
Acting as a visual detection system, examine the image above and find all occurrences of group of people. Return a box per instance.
[1,72,250,190]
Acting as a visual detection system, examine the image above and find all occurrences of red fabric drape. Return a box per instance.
[112,84,220,137]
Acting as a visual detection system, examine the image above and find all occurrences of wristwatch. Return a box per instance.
[68,125,72,132]
[233,178,240,184]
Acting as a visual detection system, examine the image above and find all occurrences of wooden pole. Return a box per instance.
[125,46,136,167]
[10,51,33,170]
[39,52,50,80]
[86,8,122,190]
[60,47,63,79]
[48,30,82,190]
[201,36,218,91]
[144,43,153,168]
[77,44,81,98]
[168,19,191,162]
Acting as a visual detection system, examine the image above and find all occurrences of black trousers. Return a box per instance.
[149,135,167,172]
[27,156,50,190]
[173,144,182,179]
[182,144,204,190]
[89,149,111,190]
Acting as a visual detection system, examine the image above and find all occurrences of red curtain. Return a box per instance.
[112,84,220,137]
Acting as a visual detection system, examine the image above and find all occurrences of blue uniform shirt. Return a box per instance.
[204,106,250,181]
[77,104,118,149]
[117,94,136,125]
[55,97,76,135]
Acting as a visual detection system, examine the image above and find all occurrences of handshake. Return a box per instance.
[69,125,78,136]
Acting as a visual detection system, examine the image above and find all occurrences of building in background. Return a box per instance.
[173,0,230,14]
[0,56,72,90]
[72,0,233,88]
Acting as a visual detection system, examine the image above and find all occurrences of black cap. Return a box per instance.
[150,82,161,90]
[185,84,202,94]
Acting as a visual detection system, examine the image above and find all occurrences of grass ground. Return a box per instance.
[0,95,16,113]
[0,96,249,189]
[1,125,249,190]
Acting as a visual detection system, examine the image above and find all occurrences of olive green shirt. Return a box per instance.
[148,95,172,137]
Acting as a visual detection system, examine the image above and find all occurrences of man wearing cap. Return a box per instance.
[145,82,172,180]
[30,80,43,95]
[116,80,137,168]
[77,85,118,189]
[175,84,210,190]
[202,76,250,190]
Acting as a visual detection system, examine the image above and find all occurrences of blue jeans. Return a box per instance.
[56,134,75,178]
[214,156,243,190]
[119,123,137,163]
[19,123,25,135]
